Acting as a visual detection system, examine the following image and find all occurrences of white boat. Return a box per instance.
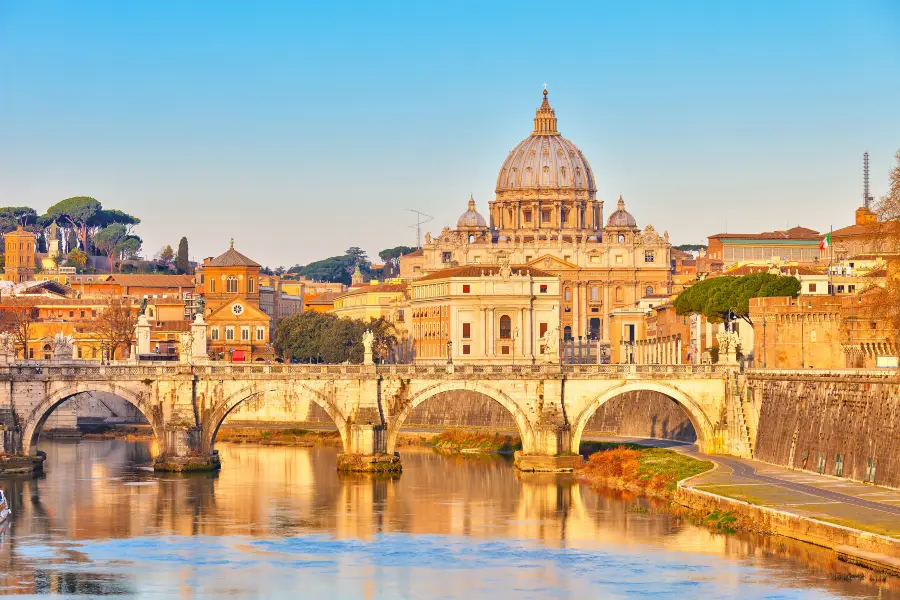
[0,490,10,525]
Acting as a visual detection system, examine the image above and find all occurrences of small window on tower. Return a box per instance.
[462,284,470,293]
[540,284,548,293]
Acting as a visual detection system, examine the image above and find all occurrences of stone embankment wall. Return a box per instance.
[582,391,696,442]
[752,376,900,488]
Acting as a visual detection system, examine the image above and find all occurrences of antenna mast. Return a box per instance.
[863,152,873,209]
[406,209,434,248]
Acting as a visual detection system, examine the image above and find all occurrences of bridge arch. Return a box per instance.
[22,382,165,456]
[385,381,535,455]
[203,382,348,453]
[570,382,716,455]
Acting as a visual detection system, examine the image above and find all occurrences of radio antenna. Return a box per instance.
[406,209,434,248]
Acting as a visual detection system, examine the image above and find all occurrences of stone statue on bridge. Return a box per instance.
[544,325,559,363]
[52,333,75,362]
[362,329,375,365]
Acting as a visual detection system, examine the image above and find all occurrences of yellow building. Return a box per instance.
[4,227,36,283]
[407,264,559,364]
[332,283,407,323]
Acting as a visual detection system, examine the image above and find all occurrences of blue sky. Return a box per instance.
[1,1,898,267]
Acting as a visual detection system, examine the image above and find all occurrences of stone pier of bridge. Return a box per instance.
[0,362,735,475]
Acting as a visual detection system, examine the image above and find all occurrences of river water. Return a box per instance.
[0,439,896,599]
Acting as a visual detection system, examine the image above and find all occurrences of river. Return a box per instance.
[0,439,896,599]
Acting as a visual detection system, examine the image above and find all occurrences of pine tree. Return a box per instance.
[176,237,189,274]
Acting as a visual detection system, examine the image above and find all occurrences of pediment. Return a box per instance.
[525,254,580,271]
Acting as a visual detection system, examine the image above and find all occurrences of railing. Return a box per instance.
[0,361,735,380]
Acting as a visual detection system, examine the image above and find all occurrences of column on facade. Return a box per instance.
[516,308,524,358]
[602,283,611,343]
[524,303,533,360]
[479,308,487,358]
[676,336,682,365]
[487,308,494,357]
[578,282,591,337]
[570,281,579,342]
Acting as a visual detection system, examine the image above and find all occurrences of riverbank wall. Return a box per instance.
[675,481,900,576]
[747,372,900,489]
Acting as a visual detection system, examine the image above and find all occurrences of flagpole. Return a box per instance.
[828,226,833,295]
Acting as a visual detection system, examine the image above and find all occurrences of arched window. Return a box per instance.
[499,315,512,339]
[226,276,238,294]
[42,343,52,361]
[563,326,572,341]
[618,234,625,244]
[645,285,654,297]
[615,286,623,302]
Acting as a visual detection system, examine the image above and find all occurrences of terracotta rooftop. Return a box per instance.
[831,221,900,238]
[101,274,196,288]
[403,248,424,258]
[708,226,821,241]
[722,264,822,276]
[414,265,554,281]
[304,291,343,305]
[206,247,260,268]
[340,283,408,297]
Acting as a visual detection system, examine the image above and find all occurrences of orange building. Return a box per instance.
[197,244,271,361]
[4,227,37,283]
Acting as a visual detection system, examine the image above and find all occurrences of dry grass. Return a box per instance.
[215,427,342,446]
[578,444,713,499]
[431,429,521,453]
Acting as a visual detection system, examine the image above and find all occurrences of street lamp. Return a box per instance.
[512,327,519,366]
[446,340,453,365]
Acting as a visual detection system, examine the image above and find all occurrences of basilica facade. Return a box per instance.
[402,90,671,357]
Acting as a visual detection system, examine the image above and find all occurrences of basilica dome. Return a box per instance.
[457,195,487,229]
[495,90,596,196]
[607,195,637,228]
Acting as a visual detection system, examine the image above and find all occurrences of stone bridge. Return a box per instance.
[0,362,738,473]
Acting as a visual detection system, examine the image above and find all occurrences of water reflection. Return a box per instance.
[0,440,894,599]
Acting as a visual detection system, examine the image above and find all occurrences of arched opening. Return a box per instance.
[23,385,164,458]
[571,383,714,455]
[203,385,347,455]
[386,383,534,455]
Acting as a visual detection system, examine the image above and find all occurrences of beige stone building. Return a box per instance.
[407,264,559,364]
[401,89,671,359]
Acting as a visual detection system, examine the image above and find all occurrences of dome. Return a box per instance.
[607,195,636,228]
[457,195,487,229]
[495,90,596,195]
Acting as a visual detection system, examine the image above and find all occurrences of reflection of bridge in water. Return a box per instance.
[0,363,738,472]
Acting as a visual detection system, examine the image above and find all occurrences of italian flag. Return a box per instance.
[820,233,830,251]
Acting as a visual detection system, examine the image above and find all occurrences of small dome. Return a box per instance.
[607,195,636,228]
[457,195,487,229]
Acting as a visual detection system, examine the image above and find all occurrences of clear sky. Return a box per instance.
[1,1,898,268]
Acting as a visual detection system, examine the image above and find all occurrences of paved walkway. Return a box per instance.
[590,435,900,539]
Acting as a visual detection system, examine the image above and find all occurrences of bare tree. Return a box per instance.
[0,302,39,359]
[94,297,138,360]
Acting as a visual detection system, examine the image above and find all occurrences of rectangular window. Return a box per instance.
[462,344,470,355]
[241,327,250,341]
[80,310,85,318]
[644,251,655,263]
[524,210,532,223]
[837,285,845,293]
[257,327,265,340]
[848,285,856,293]
[808,283,817,293]
[462,323,471,339]
[539,323,548,338]
[501,346,510,355]
[539,284,548,293]
[248,278,255,294]
[590,286,599,301]
[69,311,74,318]
[542,210,551,223]
[615,255,623,264]
[834,454,844,477]
[91,310,97,318]
[226,327,235,341]
[442,252,452,264]
[211,328,220,341]
[210,279,216,293]
[462,284,470,293]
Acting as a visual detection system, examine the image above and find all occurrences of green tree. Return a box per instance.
[65,248,88,269]
[674,273,801,326]
[93,224,142,271]
[157,244,175,263]
[0,207,38,236]
[273,312,397,363]
[44,197,101,251]
[65,229,78,254]
[300,255,357,284]
[176,237,189,274]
